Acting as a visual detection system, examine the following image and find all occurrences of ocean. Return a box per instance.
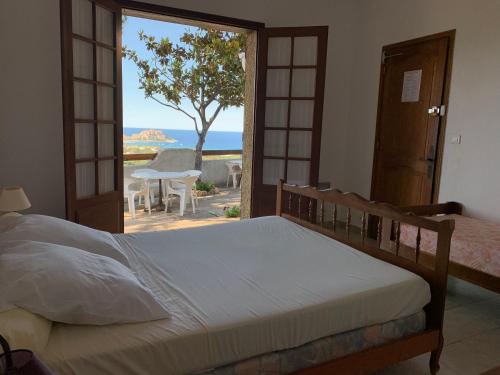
[123,128,243,150]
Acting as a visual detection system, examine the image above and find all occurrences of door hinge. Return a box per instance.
[427,105,446,117]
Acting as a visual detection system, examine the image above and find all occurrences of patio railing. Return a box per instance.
[123,149,242,162]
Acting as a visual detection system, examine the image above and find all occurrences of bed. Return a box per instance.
[38,182,454,375]
[399,202,500,294]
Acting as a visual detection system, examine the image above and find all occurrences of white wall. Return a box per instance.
[342,0,500,221]
[0,0,66,217]
[0,0,361,218]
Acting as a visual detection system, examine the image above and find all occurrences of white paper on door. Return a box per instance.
[401,69,422,102]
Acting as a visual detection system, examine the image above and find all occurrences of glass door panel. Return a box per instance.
[73,81,94,119]
[265,100,288,127]
[72,0,93,38]
[291,68,316,97]
[288,131,312,158]
[76,162,95,198]
[73,39,94,79]
[96,47,115,84]
[95,5,114,46]
[97,86,115,120]
[267,37,292,66]
[287,160,310,186]
[263,159,285,185]
[266,69,290,97]
[293,36,318,65]
[98,123,115,157]
[75,123,95,159]
[290,100,314,128]
[98,160,115,194]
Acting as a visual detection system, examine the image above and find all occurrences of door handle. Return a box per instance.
[427,105,446,117]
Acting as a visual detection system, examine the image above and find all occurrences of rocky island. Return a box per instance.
[123,129,176,143]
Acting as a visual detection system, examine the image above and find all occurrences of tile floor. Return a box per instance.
[378,278,500,375]
[124,188,241,233]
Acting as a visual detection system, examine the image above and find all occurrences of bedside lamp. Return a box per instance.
[0,186,31,212]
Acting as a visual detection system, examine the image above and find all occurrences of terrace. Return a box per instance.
[124,148,243,233]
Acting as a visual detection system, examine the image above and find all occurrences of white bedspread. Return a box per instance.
[41,216,430,375]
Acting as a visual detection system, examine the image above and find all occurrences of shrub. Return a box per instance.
[224,206,241,218]
[196,180,215,192]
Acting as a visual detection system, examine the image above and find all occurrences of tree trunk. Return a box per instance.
[194,129,208,171]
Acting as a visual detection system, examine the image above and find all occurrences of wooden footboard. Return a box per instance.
[276,181,455,374]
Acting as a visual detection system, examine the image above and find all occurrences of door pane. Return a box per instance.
[263,159,285,185]
[287,160,310,185]
[76,162,95,198]
[98,160,115,193]
[293,36,318,65]
[265,100,288,128]
[290,100,314,128]
[97,47,114,84]
[72,0,92,38]
[75,123,95,159]
[267,37,291,66]
[266,69,289,97]
[73,39,93,80]
[291,68,316,97]
[95,5,114,46]
[98,123,115,157]
[97,86,114,120]
[288,131,312,158]
[264,130,287,157]
[74,81,94,119]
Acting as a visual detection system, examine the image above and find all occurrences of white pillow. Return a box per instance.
[0,214,129,267]
[0,308,52,353]
[0,241,170,325]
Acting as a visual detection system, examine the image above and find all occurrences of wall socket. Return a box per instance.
[451,135,462,144]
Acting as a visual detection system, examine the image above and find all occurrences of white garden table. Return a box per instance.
[131,170,189,212]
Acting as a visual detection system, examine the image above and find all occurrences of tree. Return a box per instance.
[124,28,246,170]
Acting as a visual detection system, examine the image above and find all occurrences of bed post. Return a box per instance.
[429,219,454,374]
[276,179,284,216]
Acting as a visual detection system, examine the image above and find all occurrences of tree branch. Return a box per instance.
[207,104,224,126]
[150,96,200,134]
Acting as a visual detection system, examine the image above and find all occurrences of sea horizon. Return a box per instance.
[123,127,243,151]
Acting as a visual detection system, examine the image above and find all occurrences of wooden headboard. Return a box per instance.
[276,180,455,333]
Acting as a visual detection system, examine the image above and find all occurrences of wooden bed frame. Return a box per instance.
[275,181,455,375]
[400,202,500,294]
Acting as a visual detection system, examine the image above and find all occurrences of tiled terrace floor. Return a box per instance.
[125,187,241,233]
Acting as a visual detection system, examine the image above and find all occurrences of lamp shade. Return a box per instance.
[0,187,31,212]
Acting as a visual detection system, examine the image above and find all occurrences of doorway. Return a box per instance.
[60,0,329,233]
[120,11,255,232]
[371,31,455,206]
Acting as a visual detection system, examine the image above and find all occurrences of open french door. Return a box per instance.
[60,0,124,232]
[251,27,328,217]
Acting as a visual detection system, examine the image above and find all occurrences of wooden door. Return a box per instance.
[251,27,328,217]
[371,31,454,206]
[60,0,124,232]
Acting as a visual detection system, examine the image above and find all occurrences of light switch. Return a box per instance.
[451,135,461,144]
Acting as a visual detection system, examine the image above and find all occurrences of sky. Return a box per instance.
[122,16,244,133]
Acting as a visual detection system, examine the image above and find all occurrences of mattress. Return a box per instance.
[201,311,426,375]
[41,216,430,375]
[400,214,500,277]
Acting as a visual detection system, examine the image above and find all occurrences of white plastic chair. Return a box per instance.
[164,170,202,216]
[226,161,242,189]
[124,168,156,218]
